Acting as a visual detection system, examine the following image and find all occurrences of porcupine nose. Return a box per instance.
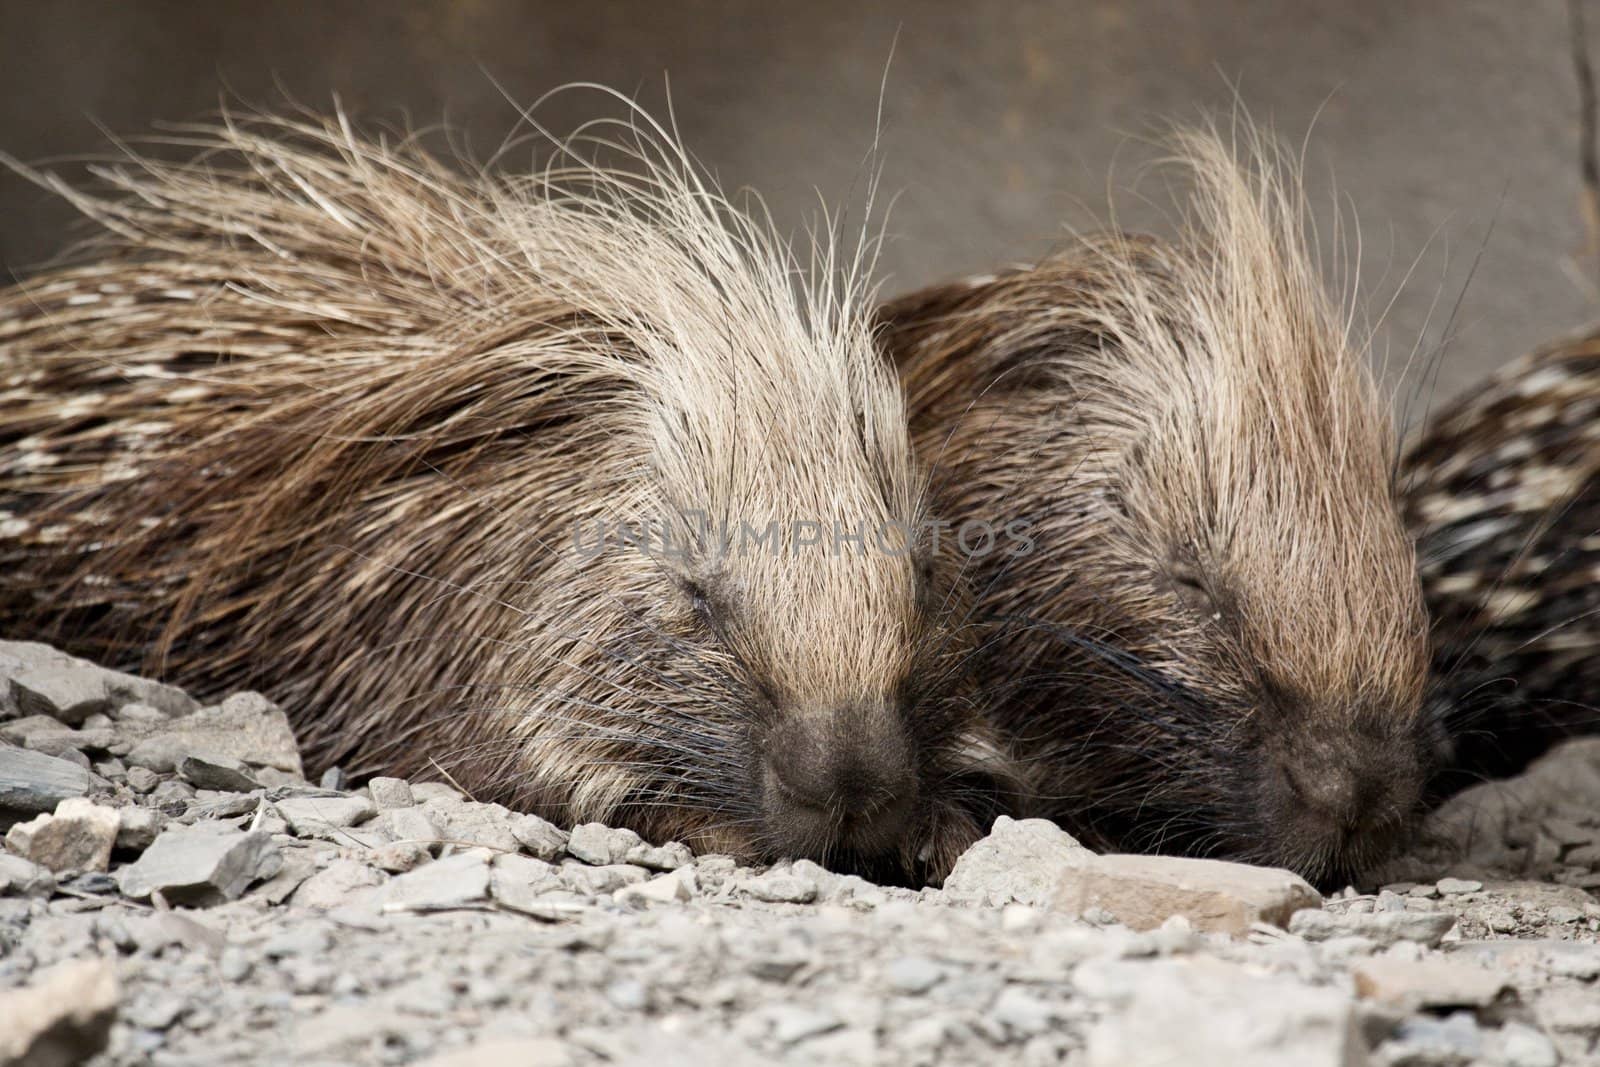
[762,705,920,858]
[1273,729,1427,886]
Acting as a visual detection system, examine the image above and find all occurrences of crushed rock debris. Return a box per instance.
[0,639,1597,1066]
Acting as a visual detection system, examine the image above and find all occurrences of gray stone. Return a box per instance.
[113,703,167,726]
[944,816,1094,907]
[489,853,567,915]
[884,956,944,995]
[736,869,819,904]
[101,670,198,718]
[408,782,463,804]
[147,778,194,814]
[124,766,159,794]
[625,840,693,871]
[749,953,812,983]
[1386,1013,1485,1063]
[0,743,94,813]
[605,978,651,1011]
[246,799,288,835]
[126,912,224,956]
[510,812,569,861]
[126,994,186,1031]
[1375,890,1407,912]
[989,986,1056,1039]
[251,847,322,905]
[382,849,492,912]
[1496,1021,1560,1067]
[177,755,260,792]
[1435,877,1484,895]
[1055,853,1321,935]
[616,867,696,905]
[0,640,76,676]
[1289,907,1457,948]
[124,693,302,777]
[769,1005,843,1045]
[1535,985,1600,1037]
[121,737,193,774]
[288,858,386,909]
[0,957,118,1065]
[26,739,89,768]
[802,1028,879,1065]
[377,806,443,850]
[411,1038,575,1067]
[367,776,414,810]
[1352,957,1509,1010]
[566,822,644,865]
[0,852,55,897]
[1082,958,1362,1067]
[424,799,520,852]
[0,714,73,747]
[115,825,280,904]
[261,925,334,959]
[1542,943,1600,980]
[561,862,648,895]
[289,1002,424,1057]
[217,948,253,983]
[275,795,375,836]
[373,841,433,873]
[4,797,120,873]
[180,791,260,822]
[10,665,111,724]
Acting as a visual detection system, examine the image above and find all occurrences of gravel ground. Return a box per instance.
[2,639,1599,1067]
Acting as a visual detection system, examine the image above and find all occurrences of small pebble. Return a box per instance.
[884,956,943,995]
[367,776,414,810]
[125,766,160,794]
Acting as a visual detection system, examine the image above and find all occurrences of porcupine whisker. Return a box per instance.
[1396,204,1503,484]
[983,613,1222,718]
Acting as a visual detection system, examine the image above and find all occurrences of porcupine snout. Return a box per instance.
[761,703,920,858]
[1261,712,1428,883]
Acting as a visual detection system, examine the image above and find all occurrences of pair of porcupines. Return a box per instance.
[0,98,1584,888]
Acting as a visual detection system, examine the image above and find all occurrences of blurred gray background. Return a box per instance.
[1,0,1595,413]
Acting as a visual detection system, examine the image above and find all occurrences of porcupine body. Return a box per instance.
[0,105,1023,883]
[879,127,1435,887]
[1403,328,1600,792]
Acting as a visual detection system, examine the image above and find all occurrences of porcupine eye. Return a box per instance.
[679,578,719,628]
[1167,555,1215,618]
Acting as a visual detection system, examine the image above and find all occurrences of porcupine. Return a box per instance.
[877,126,1436,887]
[1403,327,1600,794]
[0,103,1025,883]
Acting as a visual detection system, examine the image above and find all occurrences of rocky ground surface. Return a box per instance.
[2,640,1600,1066]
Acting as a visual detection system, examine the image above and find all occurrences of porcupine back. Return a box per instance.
[879,126,1433,886]
[1403,327,1600,789]
[0,105,1022,880]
